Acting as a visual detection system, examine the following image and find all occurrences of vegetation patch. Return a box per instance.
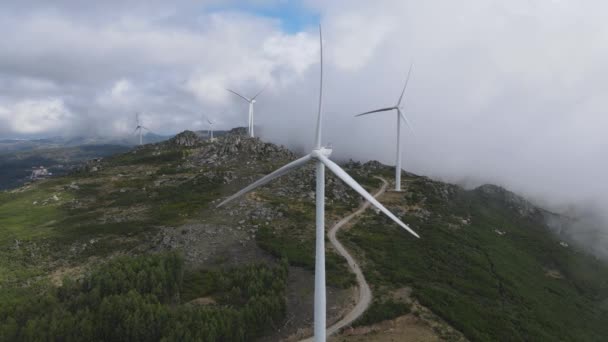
[0,252,289,342]
[256,224,355,288]
[0,184,72,244]
[342,179,608,341]
[106,149,185,166]
[353,299,411,327]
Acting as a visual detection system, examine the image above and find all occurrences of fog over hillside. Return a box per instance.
[1,1,607,254]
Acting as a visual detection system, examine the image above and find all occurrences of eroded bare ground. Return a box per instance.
[147,223,272,268]
[331,287,468,342]
[331,315,446,342]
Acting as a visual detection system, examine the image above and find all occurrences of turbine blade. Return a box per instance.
[226,89,250,102]
[314,24,323,149]
[140,126,157,136]
[132,127,139,135]
[399,110,415,135]
[354,107,396,117]
[207,119,213,125]
[251,82,269,100]
[396,64,413,107]
[217,154,313,207]
[318,154,420,238]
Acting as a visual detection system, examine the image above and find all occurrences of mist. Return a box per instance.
[1,0,607,253]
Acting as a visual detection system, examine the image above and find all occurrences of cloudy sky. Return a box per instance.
[1,0,608,218]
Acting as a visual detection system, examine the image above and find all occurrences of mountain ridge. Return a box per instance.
[1,129,607,341]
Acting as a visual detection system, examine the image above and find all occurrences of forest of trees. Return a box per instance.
[0,252,288,341]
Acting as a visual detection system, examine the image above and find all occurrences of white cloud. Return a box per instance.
[97,79,137,109]
[183,20,318,105]
[0,98,73,134]
[326,13,397,71]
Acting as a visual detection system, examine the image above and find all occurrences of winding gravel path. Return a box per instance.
[301,177,389,341]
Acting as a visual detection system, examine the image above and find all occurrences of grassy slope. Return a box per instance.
[341,168,608,341]
[0,142,225,294]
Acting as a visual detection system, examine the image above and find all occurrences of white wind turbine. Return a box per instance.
[226,85,266,138]
[218,26,420,342]
[206,118,215,140]
[354,65,414,192]
[132,112,150,146]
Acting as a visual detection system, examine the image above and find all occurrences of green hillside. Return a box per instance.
[341,170,608,341]
[0,130,606,341]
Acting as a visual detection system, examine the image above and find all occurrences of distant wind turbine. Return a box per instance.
[207,118,215,140]
[132,112,150,146]
[218,25,419,342]
[226,84,267,138]
[354,65,414,192]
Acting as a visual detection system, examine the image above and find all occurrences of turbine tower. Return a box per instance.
[218,26,419,342]
[354,65,414,192]
[132,112,150,146]
[226,85,266,138]
[207,118,215,140]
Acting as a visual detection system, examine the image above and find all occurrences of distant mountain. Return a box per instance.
[0,145,132,190]
[0,130,240,190]
[0,133,175,190]
[0,133,172,155]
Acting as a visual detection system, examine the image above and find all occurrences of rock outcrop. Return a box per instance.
[170,130,201,147]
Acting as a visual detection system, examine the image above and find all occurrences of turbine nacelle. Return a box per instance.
[353,64,415,192]
[311,147,333,159]
[226,87,263,138]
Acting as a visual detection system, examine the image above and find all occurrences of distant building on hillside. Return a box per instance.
[30,166,52,180]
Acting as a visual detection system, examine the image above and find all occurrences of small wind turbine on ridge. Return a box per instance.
[226,84,267,138]
[133,112,151,146]
[218,25,419,342]
[354,65,415,192]
[207,118,215,141]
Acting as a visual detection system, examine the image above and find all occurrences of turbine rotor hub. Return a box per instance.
[311,147,332,159]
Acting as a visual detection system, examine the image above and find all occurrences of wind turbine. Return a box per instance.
[354,65,414,192]
[218,26,420,342]
[207,118,215,140]
[226,85,266,138]
[132,112,150,146]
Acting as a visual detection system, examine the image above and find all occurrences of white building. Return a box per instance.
[30,166,51,180]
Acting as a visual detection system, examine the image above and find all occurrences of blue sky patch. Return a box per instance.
[208,1,319,33]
